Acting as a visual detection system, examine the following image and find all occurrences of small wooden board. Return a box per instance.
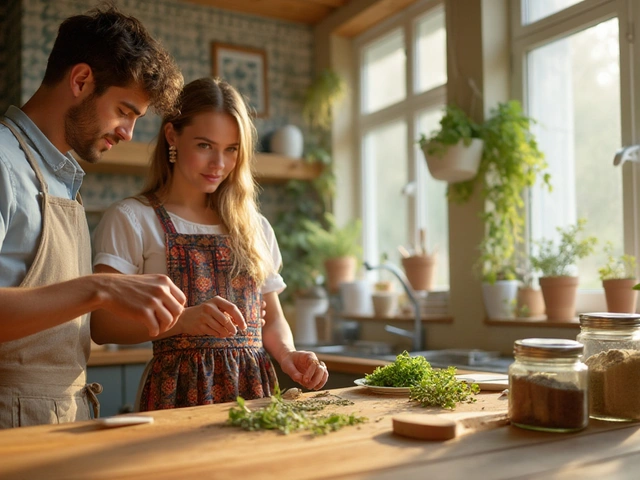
[392,411,510,441]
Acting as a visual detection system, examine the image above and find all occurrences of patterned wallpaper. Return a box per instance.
[0,0,22,113]
[7,0,314,215]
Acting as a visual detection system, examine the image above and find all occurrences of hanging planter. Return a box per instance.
[418,105,483,185]
[421,138,483,183]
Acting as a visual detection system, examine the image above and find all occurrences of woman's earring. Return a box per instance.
[169,145,177,164]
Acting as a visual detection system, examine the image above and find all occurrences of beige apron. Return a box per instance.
[0,119,101,428]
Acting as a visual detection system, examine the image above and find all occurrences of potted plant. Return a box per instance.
[598,242,638,313]
[529,219,598,321]
[302,212,363,294]
[418,104,484,192]
[477,100,551,319]
[515,257,545,318]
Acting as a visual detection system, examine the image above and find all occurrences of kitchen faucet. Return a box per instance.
[613,144,640,166]
[364,261,424,352]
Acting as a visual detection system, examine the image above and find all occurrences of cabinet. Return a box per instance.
[87,348,152,417]
[79,141,322,181]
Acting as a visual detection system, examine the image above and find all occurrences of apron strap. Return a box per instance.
[0,118,49,195]
[145,193,178,234]
[84,382,103,419]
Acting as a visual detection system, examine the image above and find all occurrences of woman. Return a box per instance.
[91,77,327,410]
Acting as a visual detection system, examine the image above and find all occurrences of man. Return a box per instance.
[0,4,186,428]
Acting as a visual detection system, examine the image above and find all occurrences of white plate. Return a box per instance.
[354,374,509,394]
[96,415,154,428]
[456,374,509,391]
[353,378,411,395]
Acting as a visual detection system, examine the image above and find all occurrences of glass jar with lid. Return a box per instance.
[577,312,640,421]
[508,338,588,432]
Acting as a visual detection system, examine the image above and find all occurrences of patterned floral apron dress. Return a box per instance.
[137,194,277,411]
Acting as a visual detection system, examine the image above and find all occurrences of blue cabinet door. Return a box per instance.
[87,366,123,418]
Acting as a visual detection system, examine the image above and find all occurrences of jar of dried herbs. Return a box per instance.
[577,312,640,421]
[509,338,588,433]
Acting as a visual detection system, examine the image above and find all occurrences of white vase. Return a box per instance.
[482,280,519,320]
[294,297,328,345]
[270,125,304,158]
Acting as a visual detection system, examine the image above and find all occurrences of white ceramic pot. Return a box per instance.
[294,297,329,345]
[270,124,304,158]
[482,280,519,320]
[422,138,483,183]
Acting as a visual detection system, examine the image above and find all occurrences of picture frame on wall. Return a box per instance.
[211,42,268,118]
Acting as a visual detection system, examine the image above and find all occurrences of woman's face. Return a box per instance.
[166,111,240,195]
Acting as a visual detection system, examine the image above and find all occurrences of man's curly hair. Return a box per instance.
[43,2,183,116]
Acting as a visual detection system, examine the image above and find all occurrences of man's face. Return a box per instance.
[64,85,150,163]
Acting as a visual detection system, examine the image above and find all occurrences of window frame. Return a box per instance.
[354,0,448,286]
[510,0,640,311]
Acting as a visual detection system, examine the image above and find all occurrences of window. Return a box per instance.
[356,0,448,289]
[521,0,585,25]
[512,0,639,311]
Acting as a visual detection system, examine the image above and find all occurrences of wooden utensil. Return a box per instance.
[392,411,509,441]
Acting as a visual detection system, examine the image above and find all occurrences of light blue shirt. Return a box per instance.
[0,106,85,287]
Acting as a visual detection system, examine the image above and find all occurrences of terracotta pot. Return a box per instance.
[602,278,638,313]
[517,287,545,318]
[539,276,579,322]
[401,255,436,291]
[324,256,356,294]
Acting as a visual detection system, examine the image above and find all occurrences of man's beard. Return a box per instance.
[64,93,107,164]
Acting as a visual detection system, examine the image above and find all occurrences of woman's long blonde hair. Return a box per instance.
[141,77,273,286]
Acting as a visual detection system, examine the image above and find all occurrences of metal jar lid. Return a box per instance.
[513,338,584,359]
[579,312,640,329]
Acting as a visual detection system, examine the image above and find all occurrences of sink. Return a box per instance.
[308,341,396,358]
[305,344,513,373]
[380,349,514,374]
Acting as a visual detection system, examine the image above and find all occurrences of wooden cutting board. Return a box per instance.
[392,410,510,441]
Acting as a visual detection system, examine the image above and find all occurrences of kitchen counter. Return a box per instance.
[0,387,639,479]
[88,348,390,375]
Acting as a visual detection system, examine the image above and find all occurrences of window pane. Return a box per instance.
[415,9,447,94]
[528,18,621,289]
[363,29,406,113]
[522,0,584,25]
[417,108,449,288]
[363,120,409,267]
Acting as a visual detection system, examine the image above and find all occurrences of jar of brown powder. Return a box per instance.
[578,312,640,421]
[509,338,588,432]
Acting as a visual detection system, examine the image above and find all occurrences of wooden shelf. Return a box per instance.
[339,314,453,324]
[78,141,322,181]
[485,317,579,328]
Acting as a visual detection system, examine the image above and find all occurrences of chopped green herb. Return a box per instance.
[409,366,480,409]
[365,351,480,409]
[227,386,367,435]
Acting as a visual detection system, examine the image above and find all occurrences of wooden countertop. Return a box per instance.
[0,387,638,479]
[87,348,390,375]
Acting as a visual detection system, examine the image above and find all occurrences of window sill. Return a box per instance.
[485,317,579,328]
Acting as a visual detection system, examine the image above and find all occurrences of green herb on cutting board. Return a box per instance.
[365,351,480,409]
[227,386,367,435]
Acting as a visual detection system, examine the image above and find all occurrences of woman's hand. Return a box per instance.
[278,351,328,390]
[177,296,246,337]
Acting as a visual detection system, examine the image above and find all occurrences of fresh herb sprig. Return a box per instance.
[364,351,479,409]
[227,387,367,435]
[409,366,480,409]
[364,351,433,387]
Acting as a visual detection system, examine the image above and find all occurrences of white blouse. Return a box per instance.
[92,197,286,294]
